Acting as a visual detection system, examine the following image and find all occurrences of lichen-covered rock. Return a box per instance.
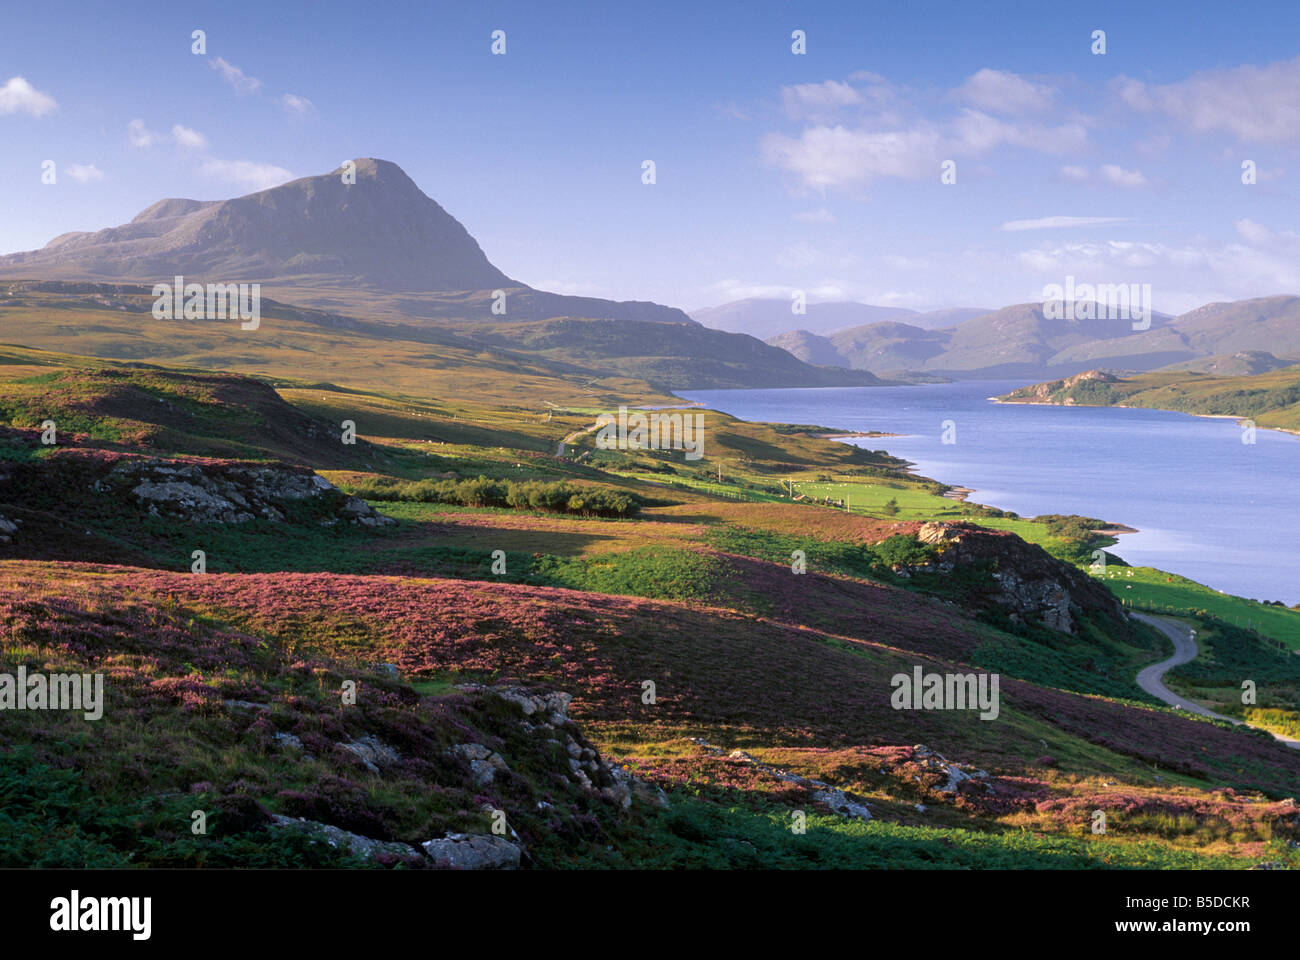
[421,833,522,870]
[721,743,870,820]
[99,457,394,527]
[339,734,400,773]
[270,815,421,863]
[451,743,510,786]
[913,521,1125,635]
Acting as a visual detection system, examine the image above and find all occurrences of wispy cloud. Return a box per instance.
[1014,229,1300,309]
[199,158,294,191]
[1055,164,1149,187]
[763,69,1088,189]
[171,124,208,150]
[782,80,863,118]
[66,164,104,183]
[1098,163,1148,187]
[280,93,316,117]
[127,118,159,147]
[0,76,57,117]
[208,57,261,95]
[764,110,1087,188]
[1001,216,1131,232]
[1116,55,1300,143]
[129,119,208,150]
[954,69,1055,114]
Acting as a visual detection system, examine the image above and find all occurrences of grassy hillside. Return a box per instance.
[1,347,1297,870]
[0,283,874,394]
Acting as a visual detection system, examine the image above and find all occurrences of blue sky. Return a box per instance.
[2,0,1298,314]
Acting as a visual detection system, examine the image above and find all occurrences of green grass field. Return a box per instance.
[1104,566,1300,648]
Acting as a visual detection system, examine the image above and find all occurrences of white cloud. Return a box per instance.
[199,158,294,191]
[1014,230,1300,311]
[1116,55,1300,143]
[762,124,944,186]
[764,109,1087,188]
[949,109,1088,155]
[127,118,160,147]
[66,164,104,183]
[781,80,863,117]
[208,57,261,95]
[1235,218,1300,247]
[1098,163,1148,187]
[1053,165,1149,187]
[1001,216,1132,232]
[131,119,208,150]
[954,69,1055,114]
[793,208,836,223]
[171,124,208,150]
[280,93,316,117]
[0,76,57,117]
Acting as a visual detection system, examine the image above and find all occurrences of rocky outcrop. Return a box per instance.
[1001,369,1119,404]
[911,744,990,796]
[269,815,520,869]
[422,833,523,870]
[450,742,510,787]
[340,734,401,773]
[457,683,666,810]
[690,740,872,822]
[95,457,393,527]
[270,815,423,864]
[912,522,1125,634]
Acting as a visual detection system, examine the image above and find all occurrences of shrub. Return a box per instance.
[348,476,639,518]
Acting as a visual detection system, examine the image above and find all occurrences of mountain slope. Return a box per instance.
[1171,295,1300,356]
[693,299,918,339]
[3,160,509,292]
[762,300,1197,378]
[764,329,849,367]
[0,158,692,327]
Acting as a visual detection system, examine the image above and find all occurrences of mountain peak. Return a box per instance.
[0,159,515,294]
[334,157,407,181]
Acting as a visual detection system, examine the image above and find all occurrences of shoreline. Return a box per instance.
[875,445,1142,534]
[814,430,905,439]
[991,396,1300,439]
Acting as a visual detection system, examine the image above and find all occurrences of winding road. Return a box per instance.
[1133,612,1300,751]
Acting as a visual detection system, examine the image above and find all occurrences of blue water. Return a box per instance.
[679,381,1300,605]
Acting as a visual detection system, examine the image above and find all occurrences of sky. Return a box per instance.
[2,0,1298,316]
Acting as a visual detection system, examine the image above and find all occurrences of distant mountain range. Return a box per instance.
[691,299,986,339]
[700,295,1300,380]
[6,158,1298,390]
[0,159,878,390]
